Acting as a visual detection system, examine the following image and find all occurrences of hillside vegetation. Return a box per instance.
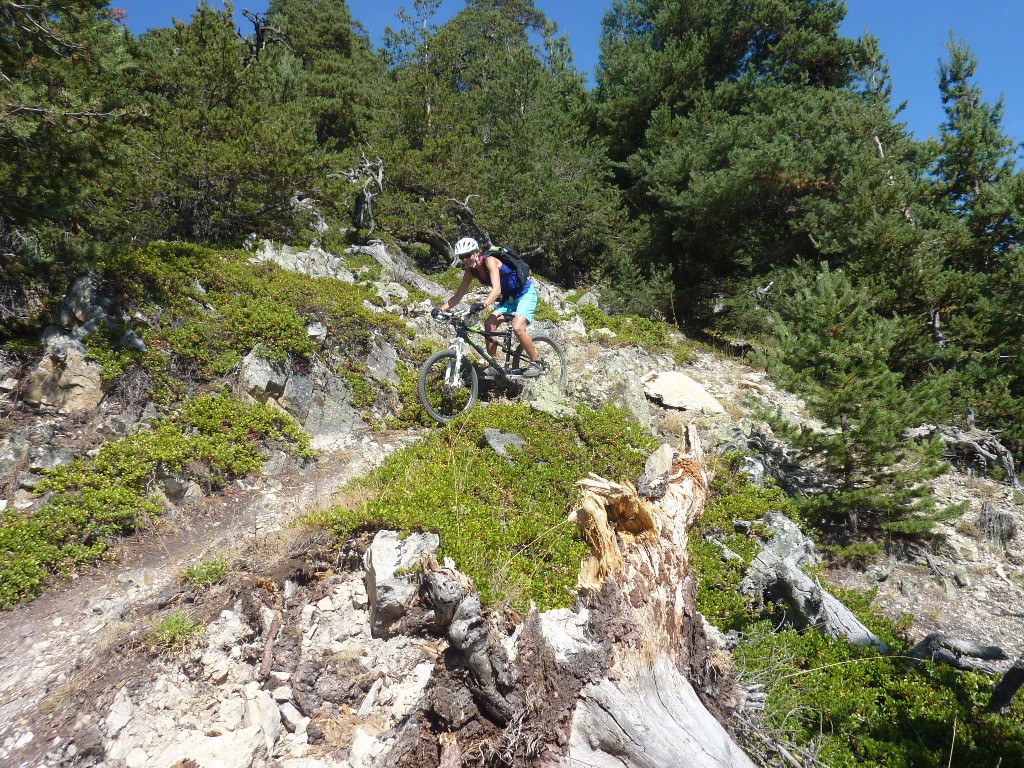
[2,1,1024,766]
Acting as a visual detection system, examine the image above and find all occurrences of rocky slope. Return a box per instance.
[0,241,1021,767]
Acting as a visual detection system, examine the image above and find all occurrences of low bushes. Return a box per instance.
[311,403,656,610]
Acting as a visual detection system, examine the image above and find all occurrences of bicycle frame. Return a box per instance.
[447,317,520,382]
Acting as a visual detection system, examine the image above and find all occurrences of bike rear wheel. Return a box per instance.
[418,350,479,423]
[512,334,567,385]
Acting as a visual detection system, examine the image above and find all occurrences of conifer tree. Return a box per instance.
[594,0,925,318]
[0,1,130,304]
[265,0,383,149]
[764,266,948,538]
[91,3,324,245]
[934,33,1021,269]
[370,0,629,279]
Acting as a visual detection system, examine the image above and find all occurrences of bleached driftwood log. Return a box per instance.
[563,428,755,768]
[740,549,890,652]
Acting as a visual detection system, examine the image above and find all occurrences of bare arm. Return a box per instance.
[481,257,503,308]
[441,270,475,310]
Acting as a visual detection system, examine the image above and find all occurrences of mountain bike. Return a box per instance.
[417,307,568,424]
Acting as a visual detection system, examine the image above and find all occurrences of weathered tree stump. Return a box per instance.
[563,429,754,768]
[391,428,754,768]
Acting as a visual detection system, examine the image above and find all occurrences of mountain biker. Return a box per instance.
[439,237,543,378]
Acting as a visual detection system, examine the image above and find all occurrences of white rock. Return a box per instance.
[349,726,385,768]
[150,725,266,768]
[271,686,293,702]
[13,731,33,749]
[317,596,335,612]
[125,746,147,768]
[244,690,283,752]
[539,608,599,663]
[279,702,306,734]
[356,678,383,715]
[217,698,246,732]
[202,652,231,684]
[106,687,134,736]
[640,370,726,414]
[388,662,435,715]
[365,531,440,637]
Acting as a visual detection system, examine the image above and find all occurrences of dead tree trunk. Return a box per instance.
[909,632,1007,675]
[564,429,755,768]
[988,651,1024,714]
[740,550,889,652]
[390,429,754,768]
[420,556,514,725]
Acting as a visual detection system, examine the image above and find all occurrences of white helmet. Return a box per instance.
[453,237,479,257]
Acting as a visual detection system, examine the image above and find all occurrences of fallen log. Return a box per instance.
[740,550,889,652]
[909,632,1007,676]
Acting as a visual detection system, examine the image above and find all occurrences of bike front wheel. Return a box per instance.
[512,334,568,385]
[417,350,479,423]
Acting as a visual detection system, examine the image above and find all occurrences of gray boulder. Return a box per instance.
[364,530,440,638]
[22,333,104,413]
[238,351,289,402]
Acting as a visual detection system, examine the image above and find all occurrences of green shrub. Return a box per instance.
[83,323,146,383]
[181,556,228,589]
[690,455,794,628]
[311,404,656,610]
[102,242,408,380]
[688,457,1024,767]
[0,392,312,609]
[148,609,203,655]
[576,302,699,361]
[534,298,562,322]
[435,267,466,291]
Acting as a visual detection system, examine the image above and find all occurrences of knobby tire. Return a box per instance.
[512,335,567,385]
[417,349,479,424]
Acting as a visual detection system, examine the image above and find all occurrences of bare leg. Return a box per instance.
[484,313,503,358]
[512,315,538,361]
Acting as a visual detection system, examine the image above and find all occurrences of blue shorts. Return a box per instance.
[493,281,537,324]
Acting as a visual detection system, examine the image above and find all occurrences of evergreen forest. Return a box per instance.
[5,0,1024,528]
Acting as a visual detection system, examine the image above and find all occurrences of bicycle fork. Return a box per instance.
[446,339,468,387]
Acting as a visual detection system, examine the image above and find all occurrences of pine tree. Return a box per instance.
[0,1,130,306]
[918,34,1024,458]
[593,0,929,319]
[90,3,324,245]
[369,0,630,280]
[265,0,383,149]
[763,266,948,538]
[933,33,1021,270]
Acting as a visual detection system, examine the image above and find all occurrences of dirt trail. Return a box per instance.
[0,428,417,755]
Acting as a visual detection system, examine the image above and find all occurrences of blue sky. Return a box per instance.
[113,0,1024,144]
